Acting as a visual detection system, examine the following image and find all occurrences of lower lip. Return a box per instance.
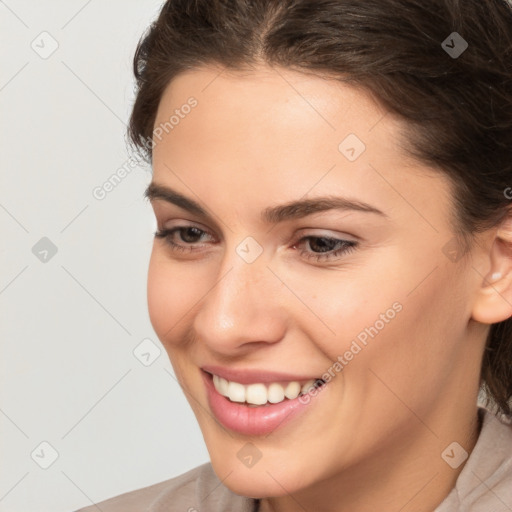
[202,371,322,436]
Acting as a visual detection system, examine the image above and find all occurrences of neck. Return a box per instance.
[258,403,483,512]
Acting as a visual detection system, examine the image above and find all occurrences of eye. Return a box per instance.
[154,226,358,262]
[154,226,214,253]
[293,235,358,262]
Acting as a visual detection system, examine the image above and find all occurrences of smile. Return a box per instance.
[201,367,327,435]
[212,374,324,406]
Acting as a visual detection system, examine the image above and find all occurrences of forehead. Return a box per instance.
[150,64,453,233]
[154,64,387,136]
[152,64,401,179]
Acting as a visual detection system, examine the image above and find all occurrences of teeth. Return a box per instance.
[227,381,246,403]
[284,381,301,400]
[212,374,229,396]
[301,380,316,395]
[246,383,267,405]
[212,374,323,405]
[218,376,229,395]
[268,383,285,404]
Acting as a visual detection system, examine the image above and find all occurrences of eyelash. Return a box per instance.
[153,226,358,262]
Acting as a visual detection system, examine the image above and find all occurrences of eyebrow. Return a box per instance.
[144,182,388,223]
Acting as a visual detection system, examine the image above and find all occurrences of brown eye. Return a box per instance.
[294,236,358,262]
[178,227,206,243]
[154,225,214,253]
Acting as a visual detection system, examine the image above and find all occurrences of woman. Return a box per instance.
[76,0,512,510]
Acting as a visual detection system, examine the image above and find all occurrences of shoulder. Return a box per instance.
[436,407,512,512]
[73,463,209,512]
[462,408,512,511]
[73,462,256,512]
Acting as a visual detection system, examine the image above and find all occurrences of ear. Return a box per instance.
[471,210,512,324]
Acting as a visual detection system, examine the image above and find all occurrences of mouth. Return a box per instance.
[211,373,325,407]
[201,367,327,435]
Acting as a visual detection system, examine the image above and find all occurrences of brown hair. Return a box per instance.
[128,0,512,417]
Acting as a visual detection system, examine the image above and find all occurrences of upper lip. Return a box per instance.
[201,365,321,385]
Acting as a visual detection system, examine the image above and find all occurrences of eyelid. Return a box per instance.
[155,223,360,264]
[156,221,360,247]
[151,202,225,238]
[294,228,359,243]
[158,219,218,239]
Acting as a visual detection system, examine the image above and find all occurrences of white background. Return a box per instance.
[0,2,209,511]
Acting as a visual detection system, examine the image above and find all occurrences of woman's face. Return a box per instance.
[147,65,489,499]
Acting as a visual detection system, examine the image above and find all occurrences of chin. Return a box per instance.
[208,453,313,499]
[219,471,293,499]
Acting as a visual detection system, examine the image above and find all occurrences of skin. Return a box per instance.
[146,64,512,512]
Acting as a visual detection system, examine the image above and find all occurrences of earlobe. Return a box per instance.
[472,272,512,324]
[471,211,512,325]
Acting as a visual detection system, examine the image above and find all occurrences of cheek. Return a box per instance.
[299,250,464,384]
[281,260,408,361]
[347,268,467,405]
[146,250,199,346]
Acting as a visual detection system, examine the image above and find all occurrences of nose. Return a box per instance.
[192,242,287,356]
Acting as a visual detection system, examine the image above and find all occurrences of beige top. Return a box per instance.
[74,406,512,512]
